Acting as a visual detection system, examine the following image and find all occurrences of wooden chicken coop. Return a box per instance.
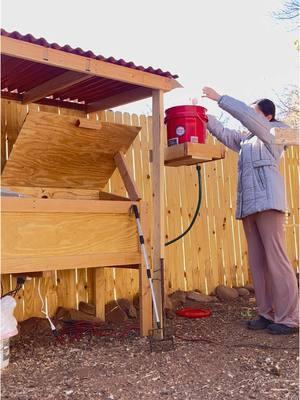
[0,29,231,335]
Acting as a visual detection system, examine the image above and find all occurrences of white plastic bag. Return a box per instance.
[0,296,18,340]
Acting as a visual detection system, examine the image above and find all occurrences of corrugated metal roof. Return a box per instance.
[1,29,178,79]
[1,29,179,111]
[1,53,139,103]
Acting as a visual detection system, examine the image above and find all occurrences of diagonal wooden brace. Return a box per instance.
[114,151,141,201]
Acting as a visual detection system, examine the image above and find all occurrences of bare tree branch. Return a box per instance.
[275,85,299,128]
[273,0,300,28]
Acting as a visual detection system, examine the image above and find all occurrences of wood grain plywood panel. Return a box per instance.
[2,110,141,189]
[3,212,139,259]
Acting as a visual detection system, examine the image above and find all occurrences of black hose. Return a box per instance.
[165,164,202,247]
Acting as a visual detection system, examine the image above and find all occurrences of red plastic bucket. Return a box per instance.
[164,105,208,146]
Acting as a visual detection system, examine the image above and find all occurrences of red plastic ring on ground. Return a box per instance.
[175,307,212,318]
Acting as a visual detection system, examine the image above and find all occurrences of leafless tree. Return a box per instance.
[275,85,299,128]
[273,0,300,28]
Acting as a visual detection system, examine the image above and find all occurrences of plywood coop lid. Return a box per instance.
[1,111,141,189]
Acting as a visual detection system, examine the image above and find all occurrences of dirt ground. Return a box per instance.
[1,301,299,400]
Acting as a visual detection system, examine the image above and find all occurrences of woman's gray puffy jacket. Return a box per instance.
[207,95,288,220]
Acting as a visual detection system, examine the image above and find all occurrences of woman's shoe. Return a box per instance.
[267,323,299,335]
[247,316,273,330]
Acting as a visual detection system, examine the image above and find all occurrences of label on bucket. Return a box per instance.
[190,136,199,143]
[176,126,185,136]
[168,138,179,146]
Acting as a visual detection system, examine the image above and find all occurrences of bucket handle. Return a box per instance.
[164,112,208,124]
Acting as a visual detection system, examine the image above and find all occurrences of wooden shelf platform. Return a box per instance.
[164,143,225,167]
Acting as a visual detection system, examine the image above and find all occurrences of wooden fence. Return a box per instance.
[1,99,299,321]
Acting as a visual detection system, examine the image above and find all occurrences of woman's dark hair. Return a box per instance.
[253,98,277,121]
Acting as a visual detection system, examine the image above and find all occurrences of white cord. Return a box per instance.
[37,278,56,332]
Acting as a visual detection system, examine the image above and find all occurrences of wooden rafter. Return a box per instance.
[1,91,86,112]
[1,35,182,92]
[87,87,152,113]
[22,71,90,104]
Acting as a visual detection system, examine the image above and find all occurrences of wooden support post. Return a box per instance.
[93,267,106,320]
[151,89,165,329]
[139,202,152,336]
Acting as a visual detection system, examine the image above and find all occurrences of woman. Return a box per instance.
[202,86,299,335]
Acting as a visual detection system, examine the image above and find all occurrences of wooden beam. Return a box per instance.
[151,89,165,330]
[22,71,90,104]
[94,268,106,321]
[2,185,130,201]
[2,253,141,274]
[87,87,152,113]
[114,152,141,201]
[2,197,138,214]
[2,186,101,200]
[11,271,55,279]
[2,35,182,92]
[1,91,87,112]
[271,127,300,146]
[76,118,102,130]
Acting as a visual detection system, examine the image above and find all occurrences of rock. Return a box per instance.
[133,294,140,310]
[165,296,175,310]
[169,290,186,308]
[105,301,128,323]
[165,309,176,319]
[270,364,281,376]
[216,285,239,301]
[55,307,103,323]
[128,304,137,319]
[78,301,96,316]
[117,298,131,312]
[244,284,255,293]
[237,288,250,298]
[186,291,216,303]
[19,317,53,337]
[116,298,137,319]
[106,308,127,324]
[249,394,256,399]
[183,299,216,308]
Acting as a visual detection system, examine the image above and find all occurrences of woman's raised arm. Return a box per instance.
[217,95,276,144]
[207,114,245,152]
[202,86,277,145]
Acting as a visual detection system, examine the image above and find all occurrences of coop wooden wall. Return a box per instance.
[1,99,299,321]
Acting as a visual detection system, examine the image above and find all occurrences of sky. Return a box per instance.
[1,0,299,124]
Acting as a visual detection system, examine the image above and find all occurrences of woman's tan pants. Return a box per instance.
[242,210,299,327]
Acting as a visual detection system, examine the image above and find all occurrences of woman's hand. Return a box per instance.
[202,87,222,102]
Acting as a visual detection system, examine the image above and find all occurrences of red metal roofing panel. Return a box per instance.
[1,29,178,79]
[1,54,140,104]
[1,29,178,110]
[1,55,67,93]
